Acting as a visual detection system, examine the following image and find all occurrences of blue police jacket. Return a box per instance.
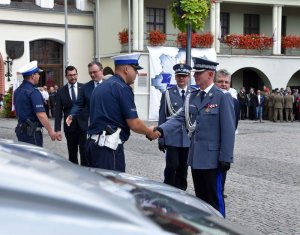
[158,85,196,148]
[160,85,235,169]
[88,74,138,142]
[13,80,45,125]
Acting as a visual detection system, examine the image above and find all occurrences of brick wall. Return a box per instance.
[0,53,5,94]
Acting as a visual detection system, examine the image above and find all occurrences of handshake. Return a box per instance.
[145,126,163,141]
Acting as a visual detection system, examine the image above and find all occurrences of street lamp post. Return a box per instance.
[4,56,13,82]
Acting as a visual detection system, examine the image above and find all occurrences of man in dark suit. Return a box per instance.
[66,61,104,126]
[55,65,89,166]
[156,57,235,217]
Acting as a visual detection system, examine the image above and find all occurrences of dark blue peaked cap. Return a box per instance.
[192,57,219,72]
[173,63,192,75]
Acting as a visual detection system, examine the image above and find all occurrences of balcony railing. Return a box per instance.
[120,32,300,56]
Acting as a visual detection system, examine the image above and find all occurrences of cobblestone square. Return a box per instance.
[1,118,299,234]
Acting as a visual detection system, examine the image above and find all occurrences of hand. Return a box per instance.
[153,126,164,137]
[48,130,57,141]
[158,143,166,153]
[56,131,62,141]
[146,126,161,140]
[66,115,73,126]
[218,161,231,172]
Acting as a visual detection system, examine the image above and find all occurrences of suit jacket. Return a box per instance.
[160,85,235,169]
[55,83,89,132]
[70,80,95,117]
[158,86,196,147]
[255,95,265,107]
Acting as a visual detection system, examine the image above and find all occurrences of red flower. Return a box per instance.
[282,35,300,49]
[148,30,166,46]
[224,34,273,50]
[118,29,128,44]
[177,32,213,48]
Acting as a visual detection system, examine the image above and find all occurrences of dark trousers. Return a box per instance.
[15,126,43,147]
[191,168,226,217]
[65,130,88,166]
[85,138,125,172]
[240,104,247,120]
[164,146,189,190]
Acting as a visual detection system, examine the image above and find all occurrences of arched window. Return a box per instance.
[30,40,63,88]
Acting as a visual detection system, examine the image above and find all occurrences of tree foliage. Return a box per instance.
[170,0,211,32]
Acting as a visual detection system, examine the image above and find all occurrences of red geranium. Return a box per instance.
[148,30,166,46]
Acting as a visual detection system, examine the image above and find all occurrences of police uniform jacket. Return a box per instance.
[158,85,196,147]
[13,80,45,126]
[55,83,88,132]
[160,85,235,169]
[88,75,138,142]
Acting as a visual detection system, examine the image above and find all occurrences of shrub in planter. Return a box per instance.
[148,30,166,46]
[282,35,300,49]
[177,32,213,48]
[118,28,128,44]
[1,86,15,118]
[224,34,273,50]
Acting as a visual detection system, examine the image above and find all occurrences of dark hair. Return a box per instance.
[65,65,77,75]
[88,61,103,70]
[103,66,114,76]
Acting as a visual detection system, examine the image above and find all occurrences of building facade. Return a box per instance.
[1,0,300,120]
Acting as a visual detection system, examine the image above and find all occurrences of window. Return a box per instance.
[244,14,259,34]
[54,0,76,7]
[146,8,166,33]
[11,0,35,2]
[220,12,230,39]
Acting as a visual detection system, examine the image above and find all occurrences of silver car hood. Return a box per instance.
[0,139,260,235]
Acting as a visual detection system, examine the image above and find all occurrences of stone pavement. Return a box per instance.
[0,117,300,234]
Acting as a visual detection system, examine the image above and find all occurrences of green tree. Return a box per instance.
[170,0,212,32]
[1,87,16,118]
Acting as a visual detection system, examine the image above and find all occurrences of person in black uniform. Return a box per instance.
[86,53,161,172]
[158,63,196,190]
[55,66,89,166]
[13,61,56,146]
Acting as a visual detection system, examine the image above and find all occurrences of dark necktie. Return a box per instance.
[181,90,185,101]
[70,85,76,103]
[200,90,206,102]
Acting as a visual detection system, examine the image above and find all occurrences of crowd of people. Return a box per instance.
[16,53,300,218]
[237,86,300,122]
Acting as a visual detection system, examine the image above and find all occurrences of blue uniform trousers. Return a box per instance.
[85,138,125,172]
[15,126,43,147]
[164,146,189,190]
[191,168,226,217]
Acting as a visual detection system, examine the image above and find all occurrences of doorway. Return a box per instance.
[30,40,63,88]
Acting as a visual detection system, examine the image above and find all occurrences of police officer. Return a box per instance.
[158,63,196,190]
[86,53,161,172]
[156,57,235,217]
[14,61,56,146]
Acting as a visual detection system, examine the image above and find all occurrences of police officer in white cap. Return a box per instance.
[14,60,56,146]
[158,63,197,190]
[86,53,161,172]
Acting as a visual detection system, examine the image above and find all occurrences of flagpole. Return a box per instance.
[64,0,69,67]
